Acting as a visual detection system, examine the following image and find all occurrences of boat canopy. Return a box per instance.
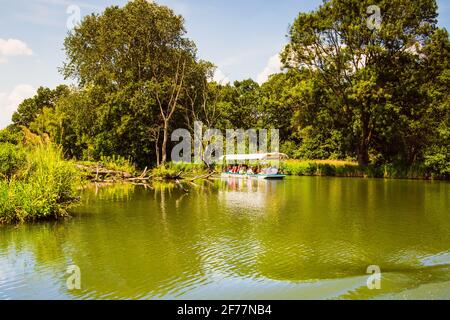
[220,153,289,162]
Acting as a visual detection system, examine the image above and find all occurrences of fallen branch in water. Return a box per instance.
[139,167,148,178]
[127,177,152,181]
[175,179,189,193]
[189,173,215,182]
[75,164,134,181]
[131,183,154,189]
[187,181,201,188]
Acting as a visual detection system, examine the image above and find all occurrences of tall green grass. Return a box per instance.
[0,144,81,224]
[280,160,362,177]
[78,155,136,175]
[152,162,212,179]
[281,160,445,179]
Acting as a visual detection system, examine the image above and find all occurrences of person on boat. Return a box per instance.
[247,167,254,175]
[239,166,247,175]
[268,166,279,175]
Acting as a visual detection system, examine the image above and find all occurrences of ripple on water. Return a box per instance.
[0,179,449,300]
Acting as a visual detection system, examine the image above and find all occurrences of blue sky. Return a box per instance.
[1,0,449,128]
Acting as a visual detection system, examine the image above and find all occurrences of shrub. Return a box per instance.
[0,144,81,224]
[151,165,179,179]
[424,146,450,177]
[280,160,359,177]
[99,155,136,174]
[77,155,137,175]
[0,127,24,144]
[0,143,27,180]
[151,162,211,179]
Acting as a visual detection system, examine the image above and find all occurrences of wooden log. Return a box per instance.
[139,167,148,178]
[127,177,151,181]
[190,173,215,182]
[175,179,189,193]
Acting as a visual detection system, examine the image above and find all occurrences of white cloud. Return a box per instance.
[0,39,33,64]
[257,54,283,84]
[0,39,33,57]
[212,68,231,85]
[0,85,36,129]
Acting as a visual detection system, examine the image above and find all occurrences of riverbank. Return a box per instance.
[1,153,448,225]
[79,159,449,184]
[280,160,449,180]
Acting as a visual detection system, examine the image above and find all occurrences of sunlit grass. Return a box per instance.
[286,159,358,167]
[0,144,81,224]
[152,162,211,179]
[281,159,362,177]
[78,155,136,175]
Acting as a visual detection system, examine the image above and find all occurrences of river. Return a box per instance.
[0,177,449,300]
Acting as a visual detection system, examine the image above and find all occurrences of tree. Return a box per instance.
[282,0,440,165]
[62,0,205,164]
[12,85,70,128]
[421,29,450,176]
[261,70,311,144]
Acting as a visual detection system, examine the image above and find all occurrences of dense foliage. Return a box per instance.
[0,137,81,224]
[6,0,450,178]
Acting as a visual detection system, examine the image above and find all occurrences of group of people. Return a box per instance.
[225,165,279,175]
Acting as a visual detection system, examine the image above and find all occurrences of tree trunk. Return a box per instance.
[358,106,371,167]
[155,142,160,167]
[357,140,370,167]
[161,120,169,164]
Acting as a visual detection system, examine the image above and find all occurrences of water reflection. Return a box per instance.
[218,178,283,211]
[0,178,449,300]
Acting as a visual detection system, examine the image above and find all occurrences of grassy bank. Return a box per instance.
[154,160,448,180]
[0,143,81,224]
[280,160,448,180]
[77,155,137,176]
[151,162,212,179]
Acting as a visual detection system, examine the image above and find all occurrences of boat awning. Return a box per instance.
[220,153,289,162]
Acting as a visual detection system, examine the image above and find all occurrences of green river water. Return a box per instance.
[0,177,449,300]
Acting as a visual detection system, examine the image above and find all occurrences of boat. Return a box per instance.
[220,173,287,180]
[219,153,289,180]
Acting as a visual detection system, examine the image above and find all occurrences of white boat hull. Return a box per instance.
[221,173,286,180]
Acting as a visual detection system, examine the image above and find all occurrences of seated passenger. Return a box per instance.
[268,167,279,175]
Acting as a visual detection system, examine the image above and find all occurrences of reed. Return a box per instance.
[77,155,136,176]
[280,160,361,177]
[281,160,446,180]
[0,144,81,224]
[152,162,211,179]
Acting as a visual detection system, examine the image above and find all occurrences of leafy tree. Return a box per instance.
[420,29,450,175]
[282,0,440,165]
[12,85,70,127]
[4,0,449,177]
[62,0,207,164]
